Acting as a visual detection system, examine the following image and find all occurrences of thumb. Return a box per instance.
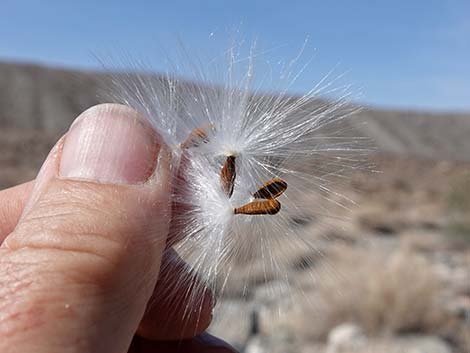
[0,104,171,353]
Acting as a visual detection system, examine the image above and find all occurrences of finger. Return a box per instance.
[137,249,214,340]
[129,332,238,353]
[0,104,171,353]
[0,181,34,241]
[0,131,213,340]
[0,184,215,341]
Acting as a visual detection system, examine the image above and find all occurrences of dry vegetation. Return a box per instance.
[446,172,470,243]
[311,245,448,339]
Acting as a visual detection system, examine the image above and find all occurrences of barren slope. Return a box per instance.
[1,61,469,161]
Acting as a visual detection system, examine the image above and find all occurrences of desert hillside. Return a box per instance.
[0,62,469,353]
[2,61,470,161]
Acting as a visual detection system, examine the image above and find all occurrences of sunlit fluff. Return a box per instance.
[103,41,368,331]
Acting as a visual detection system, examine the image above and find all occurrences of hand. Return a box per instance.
[0,104,237,353]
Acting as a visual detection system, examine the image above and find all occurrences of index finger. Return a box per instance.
[0,180,34,241]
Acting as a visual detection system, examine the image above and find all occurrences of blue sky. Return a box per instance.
[1,0,469,112]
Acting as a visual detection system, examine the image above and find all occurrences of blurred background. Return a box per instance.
[1,1,469,352]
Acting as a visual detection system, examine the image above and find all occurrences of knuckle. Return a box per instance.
[13,180,130,248]
[3,236,120,289]
[5,181,140,282]
[1,179,157,305]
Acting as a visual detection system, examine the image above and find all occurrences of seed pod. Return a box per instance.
[220,155,236,197]
[234,199,281,215]
[253,178,288,199]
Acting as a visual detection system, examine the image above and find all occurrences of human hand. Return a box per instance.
[0,104,237,353]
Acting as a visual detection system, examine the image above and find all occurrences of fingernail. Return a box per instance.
[60,106,159,184]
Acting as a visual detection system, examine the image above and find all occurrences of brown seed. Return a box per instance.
[220,155,236,197]
[253,178,288,199]
[234,199,281,215]
[181,126,212,149]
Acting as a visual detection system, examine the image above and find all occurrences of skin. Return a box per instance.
[0,105,237,353]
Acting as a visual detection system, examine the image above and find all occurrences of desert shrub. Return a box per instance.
[295,245,448,340]
[446,172,470,242]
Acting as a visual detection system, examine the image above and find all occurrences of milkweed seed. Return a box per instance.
[182,126,285,216]
[253,178,288,199]
[221,155,236,197]
[234,199,281,215]
[181,126,211,149]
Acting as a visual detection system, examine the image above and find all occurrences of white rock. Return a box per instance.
[326,335,454,353]
[397,335,452,353]
[208,300,254,349]
[327,323,367,352]
[244,336,267,353]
